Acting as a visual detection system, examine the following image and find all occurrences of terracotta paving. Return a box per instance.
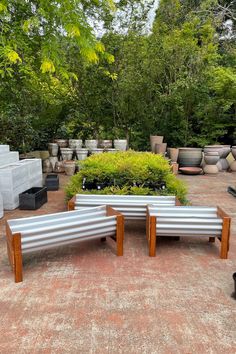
[0,173,236,353]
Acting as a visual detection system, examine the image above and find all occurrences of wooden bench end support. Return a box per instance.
[68,196,76,211]
[149,216,157,257]
[13,233,23,283]
[116,215,124,257]
[220,217,231,259]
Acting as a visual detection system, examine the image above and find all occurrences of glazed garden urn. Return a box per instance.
[178,148,203,167]
[203,152,219,175]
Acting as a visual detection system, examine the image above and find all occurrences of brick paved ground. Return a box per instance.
[0,173,236,353]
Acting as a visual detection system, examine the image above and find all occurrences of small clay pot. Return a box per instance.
[64,161,76,176]
[169,148,179,163]
[76,148,89,160]
[60,148,73,161]
[155,143,167,155]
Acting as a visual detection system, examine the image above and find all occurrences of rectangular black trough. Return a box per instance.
[228,186,236,198]
[45,174,59,191]
[19,187,48,210]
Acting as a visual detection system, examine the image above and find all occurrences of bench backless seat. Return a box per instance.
[68,194,179,219]
[6,206,124,283]
[147,205,231,259]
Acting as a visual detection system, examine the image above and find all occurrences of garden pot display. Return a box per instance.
[219,145,231,171]
[178,148,203,167]
[90,148,104,155]
[204,145,224,171]
[69,139,83,150]
[64,161,76,176]
[54,139,68,148]
[45,174,59,191]
[40,151,50,160]
[150,135,163,153]
[49,156,58,171]
[99,140,113,149]
[203,152,219,175]
[60,148,73,161]
[43,159,53,173]
[230,146,236,172]
[85,140,98,150]
[48,143,58,157]
[19,187,47,210]
[76,148,89,160]
[54,161,65,173]
[155,143,167,156]
[169,148,179,163]
[114,139,128,151]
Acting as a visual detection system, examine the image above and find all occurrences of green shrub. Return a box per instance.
[65,151,188,204]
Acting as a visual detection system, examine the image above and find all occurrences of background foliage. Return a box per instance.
[0,0,235,152]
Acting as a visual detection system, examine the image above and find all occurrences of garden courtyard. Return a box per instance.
[0,172,235,353]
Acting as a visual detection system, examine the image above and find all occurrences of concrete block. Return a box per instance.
[1,182,30,210]
[0,145,10,154]
[0,163,29,189]
[0,152,19,167]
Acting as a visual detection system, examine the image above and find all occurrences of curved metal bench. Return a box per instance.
[6,206,124,283]
[68,194,179,219]
[147,205,231,259]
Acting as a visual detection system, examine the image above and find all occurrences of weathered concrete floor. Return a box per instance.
[0,173,236,353]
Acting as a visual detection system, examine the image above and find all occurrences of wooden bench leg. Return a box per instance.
[220,218,230,259]
[101,237,106,242]
[13,234,23,283]
[116,215,124,256]
[209,237,215,243]
[149,216,156,257]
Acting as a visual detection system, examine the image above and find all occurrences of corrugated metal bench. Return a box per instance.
[68,194,179,219]
[147,205,231,259]
[6,206,124,283]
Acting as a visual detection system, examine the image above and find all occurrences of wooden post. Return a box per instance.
[116,215,124,256]
[12,233,23,283]
[146,206,150,241]
[68,196,76,211]
[149,216,157,257]
[217,206,231,259]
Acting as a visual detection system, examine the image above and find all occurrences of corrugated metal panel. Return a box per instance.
[8,206,117,254]
[74,194,176,219]
[149,206,217,218]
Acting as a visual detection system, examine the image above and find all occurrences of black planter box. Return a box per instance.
[45,174,59,191]
[19,187,48,210]
[228,186,236,198]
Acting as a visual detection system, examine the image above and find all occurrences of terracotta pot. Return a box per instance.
[54,161,65,173]
[204,152,219,165]
[60,148,73,161]
[114,139,127,151]
[99,140,113,149]
[155,143,167,155]
[169,148,179,163]
[90,148,104,155]
[231,146,236,159]
[43,159,53,173]
[203,164,219,175]
[48,143,58,157]
[49,156,58,171]
[178,148,203,167]
[54,139,68,148]
[64,161,76,176]
[76,148,89,161]
[150,135,163,153]
[85,140,98,150]
[69,139,83,150]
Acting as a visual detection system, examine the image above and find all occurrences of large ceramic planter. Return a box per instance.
[85,140,98,150]
[155,143,167,156]
[230,146,236,172]
[219,145,231,171]
[76,148,89,161]
[114,139,127,151]
[169,148,179,163]
[54,139,68,148]
[90,148,104,155]
[60,148,73,161]
[99,140,113,149]
[178,148,203,167]
[48,143,58,157]
[64,161,76,176]
[204,146,224,171]
[203,152,219,175]
[150,135,163,153]
[69,139,83,150]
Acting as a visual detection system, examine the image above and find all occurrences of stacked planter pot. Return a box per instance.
[230,146,236,172]
[203,151,220,175]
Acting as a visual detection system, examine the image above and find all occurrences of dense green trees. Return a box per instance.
[0,0,235,151]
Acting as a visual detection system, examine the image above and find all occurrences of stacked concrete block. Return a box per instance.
[0,145,43,210]
[0,192,3,218]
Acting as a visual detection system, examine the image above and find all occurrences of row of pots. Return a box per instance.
[49,139,128,155]
[43,159,77,176]
[50,147,119,161]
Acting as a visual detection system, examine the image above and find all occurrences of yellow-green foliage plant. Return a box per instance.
[65,151,187,204]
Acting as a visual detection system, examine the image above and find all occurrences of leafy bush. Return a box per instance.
[65,151,188,204]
